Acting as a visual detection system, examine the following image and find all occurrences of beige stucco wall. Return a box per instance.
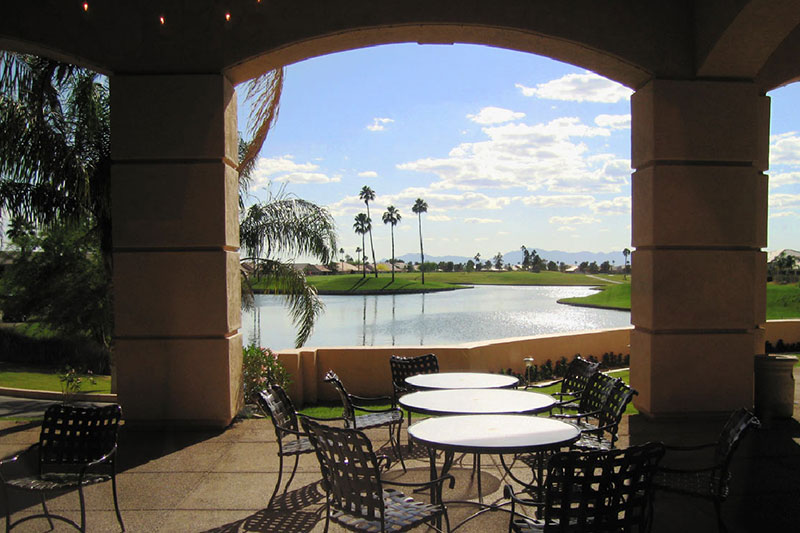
[276,327,632,406]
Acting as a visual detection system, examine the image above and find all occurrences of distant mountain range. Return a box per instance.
[393,249,627,266]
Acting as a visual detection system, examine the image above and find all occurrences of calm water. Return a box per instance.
[242,285,631,350]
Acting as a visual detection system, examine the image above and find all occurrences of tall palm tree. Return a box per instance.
[382,205,401,282]
[622,248,631,280]
[412,198,428,284]
[359,185,378,278]
[353,213,370,278]
[0,52,112,275]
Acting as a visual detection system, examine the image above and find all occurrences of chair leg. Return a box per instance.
[268,454,285,507]
[78,484,87,532]
[111,474,125,531]
[391,422,406,472]
[40,493,55,530]
[283,454,301,498]
[715,500,727,533]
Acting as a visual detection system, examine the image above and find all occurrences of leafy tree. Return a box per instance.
[474,253,482,271]
[353,213,370,278]
[578,261,589,273]
[484,260,492,271]
[548,260,558,271]
[559,261,567,272]
[600,260,611,273]
[359,186,378,278]
[589,261,600,274]
[521,245,531,270]
[1,220,112,348]
[381,205,401,282]
[412,198,428,284]
[493,252,504,270]
[466,259,475,272]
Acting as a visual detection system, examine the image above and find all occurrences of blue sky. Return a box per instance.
[238,43,800,262]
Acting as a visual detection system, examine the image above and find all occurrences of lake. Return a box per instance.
[242,285,631,350]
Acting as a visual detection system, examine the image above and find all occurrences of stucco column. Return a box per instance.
[110,74,242,427]
[630,79,769,417]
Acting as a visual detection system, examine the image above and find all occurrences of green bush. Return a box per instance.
[242,344,290,403]
[0,327,110,373]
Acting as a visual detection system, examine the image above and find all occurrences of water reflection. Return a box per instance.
[244,285,631,351]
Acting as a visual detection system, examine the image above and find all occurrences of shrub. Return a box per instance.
[242,344,290,403]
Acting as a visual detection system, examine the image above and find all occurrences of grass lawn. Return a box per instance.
[0,364,111,394]
[561,281,800,319]
[252,271,618,294]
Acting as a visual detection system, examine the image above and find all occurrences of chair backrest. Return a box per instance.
[389,353,439,398]
[560,356,600,396]
[595,380,638,444]
[324,370,355,423]
[39,403,121,467]
[301,418,386,526]
[576,372,619,414]
[543,442,666,532]
[256,384,299,440]
[714,408,761,469]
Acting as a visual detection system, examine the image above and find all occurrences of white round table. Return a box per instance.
[399,389,555,416]
[405,372,518,390]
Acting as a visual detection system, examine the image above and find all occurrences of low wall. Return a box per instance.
[765,319,800,347]
[276,327,632,406]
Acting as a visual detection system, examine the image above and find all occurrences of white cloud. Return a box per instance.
[367,117,394,131]
[769,193,800,209]
[519,195,595,208]
[467,106,525,125]
[516,72,632,103]
[594,114,631,130]
[358,170,378,178]
[590,196,631,216]
[464,217,502,224]
[398,117,626,194]
[549,215,600,225]
[251,156,340,187]
[557,226,577,232]
[427,214,453,222]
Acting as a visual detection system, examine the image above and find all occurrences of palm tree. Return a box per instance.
[355,246,362,265]
[0,52,112,275]
[353,213,371,278]
[382,206,402,282]
[412,198,428,284]
[623,248,631,280]
[359,185,378,278]
[239,192,337,348]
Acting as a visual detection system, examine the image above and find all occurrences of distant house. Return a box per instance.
[564,265,580,273]
[293,263,332,275]
[331,261,360,274]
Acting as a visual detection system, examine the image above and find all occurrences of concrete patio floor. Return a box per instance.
[1,376,799,532]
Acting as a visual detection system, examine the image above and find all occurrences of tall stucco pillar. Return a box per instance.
[630,79,768,417]
[110,74,242,427]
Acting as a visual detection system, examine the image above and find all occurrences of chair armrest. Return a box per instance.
[376,455,392,472]
[84,444,118,470]
[503,485,543,508]
[663,442,716,452]
[296,414,346,424]
[551,409,600,421]
[0,443,39,482]
[353,405,400,415]
[349,394,393,405]
[656,464,721,475]
[525,378,563,389]
[383,473,456,491]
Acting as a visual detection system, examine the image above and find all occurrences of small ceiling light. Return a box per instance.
[225,12,231,22]
[159,15,165,25]
[82,2,89,11]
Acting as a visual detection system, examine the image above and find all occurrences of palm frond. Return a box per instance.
[237,68,284,175]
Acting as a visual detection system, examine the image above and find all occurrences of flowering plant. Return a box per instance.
[242,344,290,403]
[58,366,96,403]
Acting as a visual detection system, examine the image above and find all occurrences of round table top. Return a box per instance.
[405,372,519,390]
[408,414,580,454]
[399,389,555,416]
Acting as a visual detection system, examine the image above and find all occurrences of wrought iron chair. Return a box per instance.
[653,408,760,533]
[0,403,124,532]
[255,384,344,507]
[504,442,666,533]
[550,371,620,424]
[570,380,638,451]
[389,353,439,429]
[525,356,600,409]
[301,417,454,533]
[325,370,406,471]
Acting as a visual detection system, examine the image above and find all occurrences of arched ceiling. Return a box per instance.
[2,1,800,91]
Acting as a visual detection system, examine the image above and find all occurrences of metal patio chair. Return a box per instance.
[325,370,406,471]
[389,353,439,429]
[653,408,760,533]
[301,417,454,533]
[0,403,124,532]
[525,356,600,410]
[570,380,638,451]
[255,384,344,507]
[550,371,620,424]
[504,442,666,533]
